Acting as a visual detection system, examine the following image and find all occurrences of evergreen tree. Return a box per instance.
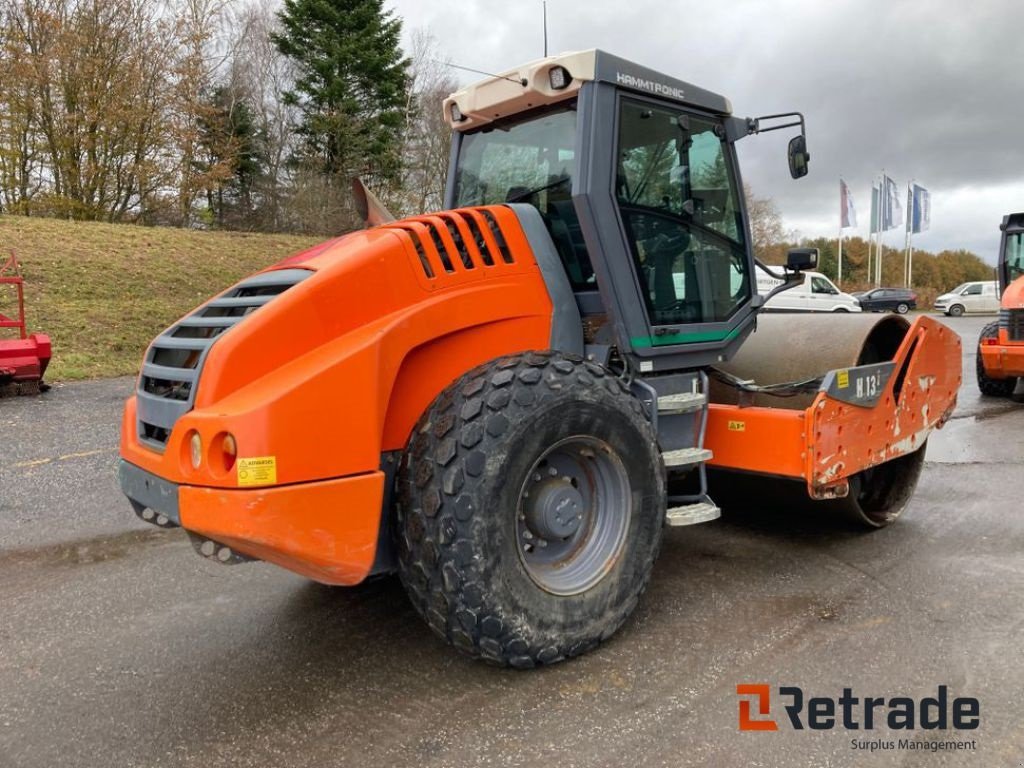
[272,0,409,192]
[195,87,267,229]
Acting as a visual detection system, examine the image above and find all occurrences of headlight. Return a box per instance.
[548,65,572,90]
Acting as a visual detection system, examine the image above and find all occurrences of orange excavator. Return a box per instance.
[976,213,1024,397]
[119,51,960,667]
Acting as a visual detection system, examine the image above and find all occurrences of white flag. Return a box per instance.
[883,175,902,232]
[840,179,857,229]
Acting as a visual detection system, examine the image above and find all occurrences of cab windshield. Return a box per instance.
[452,107,594,290]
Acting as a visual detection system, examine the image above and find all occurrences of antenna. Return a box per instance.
[543,1,548,57]
[441,61,527,87]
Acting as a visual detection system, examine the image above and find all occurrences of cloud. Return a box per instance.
[389,0,1023,262]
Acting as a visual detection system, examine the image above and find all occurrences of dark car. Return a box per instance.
[853,287,917,314]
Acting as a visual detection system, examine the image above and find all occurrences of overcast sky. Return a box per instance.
[388,0,1023,263]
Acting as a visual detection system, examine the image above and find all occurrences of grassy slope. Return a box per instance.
[0,215,319,380]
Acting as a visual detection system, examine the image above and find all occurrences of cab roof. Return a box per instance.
[443,49,733,132]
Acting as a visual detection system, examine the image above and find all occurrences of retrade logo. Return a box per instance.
[736,684,979,732]
[736,684,778,731]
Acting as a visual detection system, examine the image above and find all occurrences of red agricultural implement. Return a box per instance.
[0,252,51,394]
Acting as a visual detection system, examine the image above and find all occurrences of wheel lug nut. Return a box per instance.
[548,467,557,476]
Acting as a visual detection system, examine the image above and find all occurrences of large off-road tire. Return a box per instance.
[396,351,665,668]
[976,321,1016,397]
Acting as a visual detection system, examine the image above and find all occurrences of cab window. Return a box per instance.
[453,107,594,291]
[964,284,983,296]
[811,276,836,294]
[615,97,750,327]
[1007,233,1024,283]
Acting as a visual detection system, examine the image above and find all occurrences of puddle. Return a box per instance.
[926,409,1024,464]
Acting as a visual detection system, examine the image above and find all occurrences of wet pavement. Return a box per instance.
[1,315,1021,767]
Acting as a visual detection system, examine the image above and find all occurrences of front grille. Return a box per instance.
[1000,309,1024,342]
[136,268,312,450]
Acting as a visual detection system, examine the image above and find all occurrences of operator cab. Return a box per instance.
[998,213,1024,294]
[444,50,808,372]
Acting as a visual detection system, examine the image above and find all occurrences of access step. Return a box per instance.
[657,392,706,415]
[665,502,722,527]
[662,447,713,469]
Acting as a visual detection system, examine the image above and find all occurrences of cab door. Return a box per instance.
[570,82,759,370]
[610,98,753,332]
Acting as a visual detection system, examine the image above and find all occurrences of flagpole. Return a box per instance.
[876,170,884,287]
[909,181,917,288]
[867,182,874,285]
[908,239,914,288]
[837,178,843,287]
[908,182,915,288]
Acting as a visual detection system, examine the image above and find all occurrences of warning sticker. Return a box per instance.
[237,456,277,487]
[728,420,746,432]
[837,369,850,389]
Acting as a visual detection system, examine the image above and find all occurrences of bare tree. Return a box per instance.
[744,182,784,260]
[393,29,457,217]
[168,0,237,227]
[225,0,299,231]
[0,0,178,221]
[0,2,43,212]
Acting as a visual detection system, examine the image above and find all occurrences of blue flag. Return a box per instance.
[911,184,930,233]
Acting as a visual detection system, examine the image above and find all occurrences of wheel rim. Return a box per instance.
[897,303,908,314]
[515,436,631,596]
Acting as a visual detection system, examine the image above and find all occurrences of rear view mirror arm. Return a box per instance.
[755,258,805,303]
[749,112,806,138]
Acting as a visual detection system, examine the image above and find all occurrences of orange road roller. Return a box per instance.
[119,50,960,667]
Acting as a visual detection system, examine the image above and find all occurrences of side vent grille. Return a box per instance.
[390,208,516,280]
[136,268,312,450]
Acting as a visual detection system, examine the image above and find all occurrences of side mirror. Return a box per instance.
[788,135,810,179]
[786,247,818,271]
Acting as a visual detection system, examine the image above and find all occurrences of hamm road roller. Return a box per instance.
[976,212,1024,397]
[119,50,960,667]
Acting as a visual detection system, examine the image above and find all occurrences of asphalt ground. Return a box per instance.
[1,314,1021,767]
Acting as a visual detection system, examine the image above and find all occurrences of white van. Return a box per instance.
[933,281,999,316]
[757,271,863,313]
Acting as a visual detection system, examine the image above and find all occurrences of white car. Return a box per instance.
[757,271,862,313]
[933,281,1000,316]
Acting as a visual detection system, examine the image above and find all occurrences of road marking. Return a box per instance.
[14,448,114,469]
